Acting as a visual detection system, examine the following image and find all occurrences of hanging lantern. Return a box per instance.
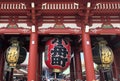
[45,37,71,73]
[6,38,27,68]
[6,39,20,68]
[93,40,114,69]
[17,47,27,64]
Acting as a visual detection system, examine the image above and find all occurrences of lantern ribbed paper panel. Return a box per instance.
[45,37,71,72]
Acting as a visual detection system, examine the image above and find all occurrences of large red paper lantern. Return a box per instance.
[45,37,71,73]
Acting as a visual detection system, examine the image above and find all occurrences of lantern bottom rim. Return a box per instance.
[53,69,62,73]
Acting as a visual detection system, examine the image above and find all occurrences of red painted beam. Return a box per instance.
[90,28,120,35]
[0,28,120,35]
[41,10,79,16]
[0,28,31,34]
[38,28,82,35]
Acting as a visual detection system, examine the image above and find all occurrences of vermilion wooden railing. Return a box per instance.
[0,2,27,10]
[0,2,120,11]
[41,2,79,10]
[94,2,120,10]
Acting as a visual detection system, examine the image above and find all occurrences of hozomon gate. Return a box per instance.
[0,0,120,81]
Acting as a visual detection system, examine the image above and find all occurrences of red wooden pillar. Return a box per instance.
[74,50,83,80]
[112,49,119,80]
[39,51,42,81]
[82,26,96,81]
[37,50,42,81]
[0,52,5,81]
[28,26,38,81]
[37,52,40,81]
[70,57,75,81]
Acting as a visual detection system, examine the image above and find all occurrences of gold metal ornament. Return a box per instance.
[6,39,20,68]
[53,69,62,73]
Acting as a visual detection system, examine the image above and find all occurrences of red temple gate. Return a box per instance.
[0,0,120,81]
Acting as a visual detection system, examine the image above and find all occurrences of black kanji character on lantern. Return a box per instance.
[52,57,68,67]
[51,38,69,67]
[51,45,68,57]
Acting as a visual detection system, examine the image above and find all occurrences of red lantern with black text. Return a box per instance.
[45,37,71,73]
